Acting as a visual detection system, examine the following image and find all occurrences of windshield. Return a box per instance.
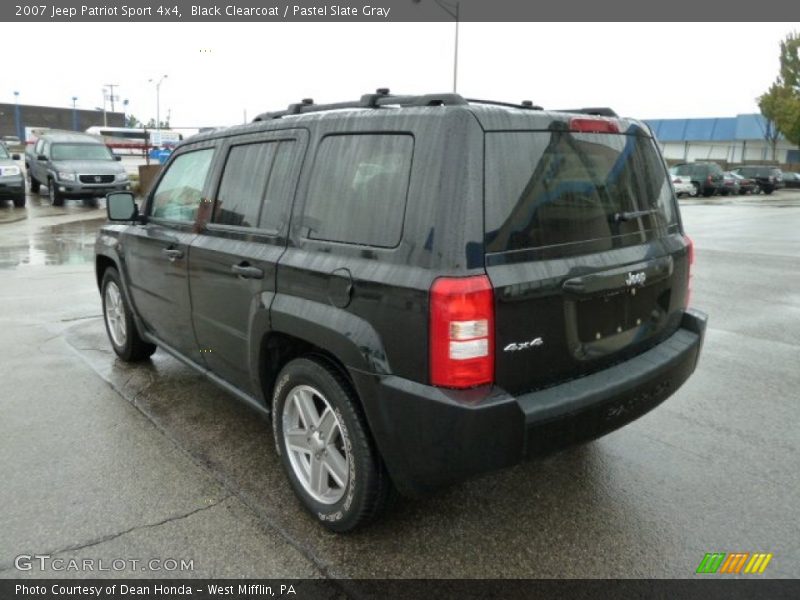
[485,129,679,256]
[0,145,9,159]
[51,143,112,161]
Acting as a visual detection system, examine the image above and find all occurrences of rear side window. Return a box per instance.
[302,134,413,247]
[151,148,215,222]
[215,142,278,228]
[214,140,299,230]
[485,130,678,255]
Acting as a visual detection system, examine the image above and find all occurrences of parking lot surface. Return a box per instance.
[0,191,798,578]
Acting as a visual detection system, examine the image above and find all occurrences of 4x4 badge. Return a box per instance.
[625,271,647,287]
[504,338,544,352]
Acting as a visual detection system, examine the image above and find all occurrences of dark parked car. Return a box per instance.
[730,171,756,195]
[782,172,800,189]
[95,91,707,532]
[731,165,784,195]
[720,172,740,196]
[0,142,25,207]
[25,131,130,206]
[672,162,725,197]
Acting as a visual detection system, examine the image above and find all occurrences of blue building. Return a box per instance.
[645,114,799,164]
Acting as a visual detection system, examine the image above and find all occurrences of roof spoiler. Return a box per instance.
[559,107,619,117]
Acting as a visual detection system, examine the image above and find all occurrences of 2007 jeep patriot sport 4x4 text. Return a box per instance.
[95,90,707,532]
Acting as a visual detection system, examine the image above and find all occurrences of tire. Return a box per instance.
[101,267,156,362]
[28,167,40,194]
[693,183,702,197]
[763,187,774,195]
[702,189,714,198]
[48,178,64,207]
[272,357,392,532]
[13,194,25,208]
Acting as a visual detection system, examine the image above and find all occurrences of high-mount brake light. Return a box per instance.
[569,117,620,134]
[429,275,494,389]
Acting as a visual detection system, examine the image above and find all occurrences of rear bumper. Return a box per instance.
[352,309,707,497]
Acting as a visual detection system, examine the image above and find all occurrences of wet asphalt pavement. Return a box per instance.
[0,189,798,579]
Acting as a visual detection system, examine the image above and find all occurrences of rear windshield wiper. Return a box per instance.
[613,208,659,222]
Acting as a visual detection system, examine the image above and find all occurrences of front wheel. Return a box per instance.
[272,357,393,532]
[101,267,156,362]
[48,178,64,207]
[13,194,25,208]
[28,168,40,194]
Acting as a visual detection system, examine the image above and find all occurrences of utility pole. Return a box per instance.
[104,83,119,113]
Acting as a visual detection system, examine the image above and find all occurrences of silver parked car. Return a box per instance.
[25,131,130,206]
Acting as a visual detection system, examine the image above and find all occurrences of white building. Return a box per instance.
[645,114,799,164]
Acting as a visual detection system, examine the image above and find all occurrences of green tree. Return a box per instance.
[125,114,143,128]
[144,118,170,129]
[758,32,800,157]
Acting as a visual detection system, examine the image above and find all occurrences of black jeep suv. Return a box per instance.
[95,91,707,532]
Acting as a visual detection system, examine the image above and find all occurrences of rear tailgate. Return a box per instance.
[483,119,691,395]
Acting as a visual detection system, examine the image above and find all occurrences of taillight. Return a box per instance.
[429,275,494,388]
[569,117,619,134]
[706,175,713,183]
[673,178,681,184]
[685,235,694,308]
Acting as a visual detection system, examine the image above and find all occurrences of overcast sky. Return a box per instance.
[4,22,798,129]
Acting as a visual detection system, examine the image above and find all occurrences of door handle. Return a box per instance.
[231,263,264,279]
[162,247,184,261]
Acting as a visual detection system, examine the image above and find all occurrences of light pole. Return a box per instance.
[71,96,78,131]
[414,0,460,93]
[101,88,108,126]
[13,91,22,140]
[149,75,167,144]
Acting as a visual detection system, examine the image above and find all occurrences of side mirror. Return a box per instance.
[113,155,122,161]
[37,154,48,161]
[11,153,20,160]
[107,191,139,221]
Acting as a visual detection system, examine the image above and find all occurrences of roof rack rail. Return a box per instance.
[253,89,468,121]
[466,98,543,110]
[559,107,618,117]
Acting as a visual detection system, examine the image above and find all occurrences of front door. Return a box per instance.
[122,145,217,358]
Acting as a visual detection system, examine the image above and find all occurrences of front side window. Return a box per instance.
[302,134,413,247]
[151,148,215,222]
[51,144,113,161]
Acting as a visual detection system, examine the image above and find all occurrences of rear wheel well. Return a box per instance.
[95,255,117,290]
[259,333,356,408]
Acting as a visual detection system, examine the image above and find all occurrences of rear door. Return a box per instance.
[188,130,307,394]
[483,122,690,394]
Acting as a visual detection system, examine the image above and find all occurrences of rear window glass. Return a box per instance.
[302,134,413,247]
[485,130,678,255]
